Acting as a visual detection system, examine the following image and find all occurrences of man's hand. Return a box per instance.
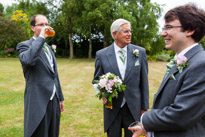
[59,102,64,112]
[40,26,53,38]
[102,96,107,104]
[128,122,148,137]
[141,109,148,115]
[101,92,107,104]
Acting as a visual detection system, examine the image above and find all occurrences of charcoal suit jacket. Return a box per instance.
[17,37,64,137]
[93,43,149,132]
[142,45,205,137]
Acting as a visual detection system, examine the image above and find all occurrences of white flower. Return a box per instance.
[99,78,107,88]
[105,84,112,93]
[51,44,57,52]
[133,49,139,57]
[93,84,100,94]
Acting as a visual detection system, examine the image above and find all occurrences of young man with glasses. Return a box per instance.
[129,3,205,137]
[16,14,64,137]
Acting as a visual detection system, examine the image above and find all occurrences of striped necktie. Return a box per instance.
[43,43,52,60]
[119,49,126,64]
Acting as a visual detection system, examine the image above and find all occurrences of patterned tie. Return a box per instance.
[119,49,126,64]
[43,43,52,60]
[164,58,176,78]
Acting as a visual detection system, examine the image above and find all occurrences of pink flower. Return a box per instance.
[177,55,187,66]
[108,80,115,87]
[99,78,107,88]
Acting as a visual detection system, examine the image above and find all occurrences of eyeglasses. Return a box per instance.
[121,30,132,34]
[35,23,49,27]
[162,25,182,32]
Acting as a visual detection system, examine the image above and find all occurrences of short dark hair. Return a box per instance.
[164,3,205,42]
[30,14,46,26]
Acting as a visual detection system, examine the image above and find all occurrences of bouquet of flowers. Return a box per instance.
[93,72,126,109]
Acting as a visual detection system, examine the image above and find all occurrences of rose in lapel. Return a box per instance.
[133,49,140,66]
[176,55,189,73]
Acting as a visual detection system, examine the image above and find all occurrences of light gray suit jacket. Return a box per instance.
[17,37,64,137]
[142,45,205,137]
[93,44,149,132]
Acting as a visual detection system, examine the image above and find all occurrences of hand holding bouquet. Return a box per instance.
[93,72,126,109]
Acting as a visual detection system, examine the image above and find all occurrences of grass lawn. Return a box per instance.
[0,58,167,137]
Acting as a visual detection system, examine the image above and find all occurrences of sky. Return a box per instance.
[1,0,205,28]
[0,0,17,7]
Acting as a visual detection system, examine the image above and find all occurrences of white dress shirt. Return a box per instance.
[33,36,56,100]
[114,42,127,107]
[174,43,198,59]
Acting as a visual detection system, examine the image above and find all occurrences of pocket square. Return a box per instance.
[169,74,176,80]
[135,60,140,66]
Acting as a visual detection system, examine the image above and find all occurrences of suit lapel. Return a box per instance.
[106,44,121,79]
[49,46,57,73]
[154,65,178,101]
[154,44,204,104]
[40,43,54,74]
[124,44,135,81]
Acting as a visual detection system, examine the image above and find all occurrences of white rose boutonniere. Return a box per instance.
[176,55,189,73]
[51,44,57,53]
[133,49,140,57]
[133,49,140,66]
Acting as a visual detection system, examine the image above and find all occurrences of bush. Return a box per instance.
[147,55,157,61]
[156,50,172,62]
[0,16,28,51]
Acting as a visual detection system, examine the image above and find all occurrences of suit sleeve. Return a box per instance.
[16,37,45,66]
[142,61,205,131]
[140,48,149,110]
[57,75,64,102]
[92,51,104,84]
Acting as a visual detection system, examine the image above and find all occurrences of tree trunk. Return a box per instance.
[103,26,107,48]
[88,26,92,59]
[69,33,74,59]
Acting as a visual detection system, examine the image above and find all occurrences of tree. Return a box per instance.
[119,0,162,49]
[60,0,84,58]
[0,16,28,50]
[82,0,124,58]
[0,3,4,16]
[199,37,205,48]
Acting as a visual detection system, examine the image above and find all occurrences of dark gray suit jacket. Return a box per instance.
[17,37,64,137]
[142,45,205,137]
[93,44,149,132]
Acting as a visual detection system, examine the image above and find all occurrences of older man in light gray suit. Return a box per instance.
[17,14,64,137]
[129,3,205,137]
[93,18,149,137]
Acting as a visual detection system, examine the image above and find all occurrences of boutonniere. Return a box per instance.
[176,55,189,73]
[133,49,140,57]
[133,49,140,66]
[51,44,57,53]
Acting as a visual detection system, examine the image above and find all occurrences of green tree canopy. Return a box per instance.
[0,16,28,50]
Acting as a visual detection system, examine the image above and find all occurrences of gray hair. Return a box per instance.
[110,18,131,40]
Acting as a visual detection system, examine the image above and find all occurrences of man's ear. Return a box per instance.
[185,30,195,37]
[112,31,117,39]
[31,26,35,33]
